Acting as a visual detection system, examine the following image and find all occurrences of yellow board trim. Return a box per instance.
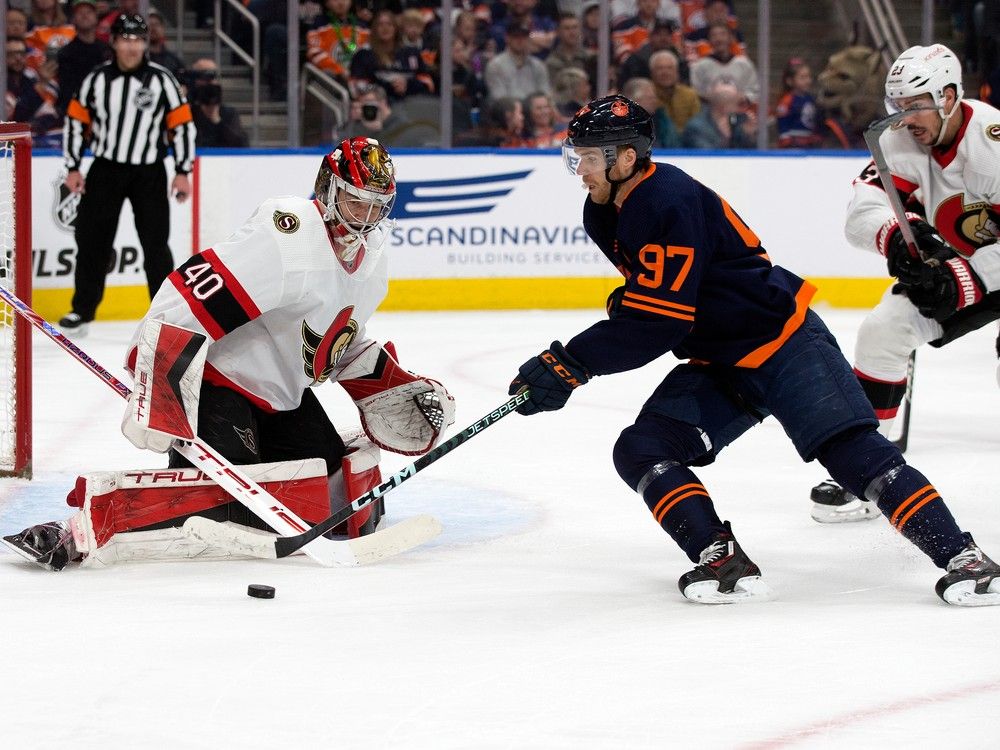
[29,276,895,322]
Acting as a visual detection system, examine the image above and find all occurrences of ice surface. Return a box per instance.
[2,309,999,749]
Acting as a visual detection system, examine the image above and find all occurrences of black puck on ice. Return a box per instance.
[247,584,276,599]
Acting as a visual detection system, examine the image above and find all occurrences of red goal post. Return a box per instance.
[0,122,33,478]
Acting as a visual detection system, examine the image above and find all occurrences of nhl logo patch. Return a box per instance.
[986,124,1000,142]
[52,172,81,232]
[134,87,154,110]
[273,211,300,234]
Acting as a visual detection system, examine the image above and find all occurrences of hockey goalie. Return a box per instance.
[3,137,455,570]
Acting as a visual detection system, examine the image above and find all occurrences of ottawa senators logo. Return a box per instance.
[934,193,1000,256]
[301,306,357,384]
[610,99,630,117]
[273,211,300,234]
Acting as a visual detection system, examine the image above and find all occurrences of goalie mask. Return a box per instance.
[315,137,396,239]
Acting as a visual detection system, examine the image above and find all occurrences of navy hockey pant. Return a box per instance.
[613,310,970,567]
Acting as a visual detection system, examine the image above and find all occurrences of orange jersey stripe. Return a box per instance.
[720,197,761,248]
[735,280,817,368]
[166,103,193,130]
[621,299,696,321]
[617,164,657,206]
[623,290,696,313]
[889,484,935,526]
[67,98,91,125]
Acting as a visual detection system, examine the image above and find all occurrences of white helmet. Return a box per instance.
[884,44,963,112]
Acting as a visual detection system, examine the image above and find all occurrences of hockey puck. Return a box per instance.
[247,584,276,599]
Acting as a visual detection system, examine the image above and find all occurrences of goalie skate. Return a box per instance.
[810,479,880,524]
[678,525,772,604]
[2,521,80,571]
[935,541,1000,607]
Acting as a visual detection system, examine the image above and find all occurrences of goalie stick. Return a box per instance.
[0,286,439,567]
[183,391,531,559]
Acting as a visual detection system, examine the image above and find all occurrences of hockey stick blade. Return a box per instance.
[186,391,530,562]
[274,391,530,559]
[181,514,443,566]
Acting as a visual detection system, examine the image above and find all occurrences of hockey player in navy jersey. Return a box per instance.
[508,94,1000,606]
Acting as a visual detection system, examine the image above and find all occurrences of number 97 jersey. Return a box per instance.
[125,195,391,412]
[568,162,816,375]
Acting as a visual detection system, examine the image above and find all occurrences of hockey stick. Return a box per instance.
[863,107,942,263]
[0,286,439,567]
[891,350,916,452]
[183,390,531,559]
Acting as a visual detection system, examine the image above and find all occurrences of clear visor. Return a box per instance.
[561,143,613,176]
[330,179,395,235]
[883,96,941,116]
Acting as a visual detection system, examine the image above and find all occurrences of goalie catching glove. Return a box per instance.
[122,319,208,453]
[338,341,456,455]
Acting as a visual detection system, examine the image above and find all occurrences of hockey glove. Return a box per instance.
[339,341,457,455]
[878,215,954,288]
[902,256,984,322]
[508,341,590,416]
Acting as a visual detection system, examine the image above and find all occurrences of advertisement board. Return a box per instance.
[29,150,889,320]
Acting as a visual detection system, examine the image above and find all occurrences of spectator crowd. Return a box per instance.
[16,0,994,151]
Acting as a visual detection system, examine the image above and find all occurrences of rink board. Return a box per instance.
[27,149,887,320]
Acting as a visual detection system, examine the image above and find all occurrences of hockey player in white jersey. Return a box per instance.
[811,44,1000,530]
[3,137,457,571]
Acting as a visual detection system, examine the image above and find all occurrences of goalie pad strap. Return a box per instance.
[67,458,330,549]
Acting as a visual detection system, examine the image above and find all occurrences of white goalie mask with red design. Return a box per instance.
[315,137,397,244]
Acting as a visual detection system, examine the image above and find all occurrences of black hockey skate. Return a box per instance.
[809,479,880,524]
[935,541,1000,606]
[678,524,772,603]
[1,521,80,571]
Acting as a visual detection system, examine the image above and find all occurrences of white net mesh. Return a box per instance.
[0,127,26,475]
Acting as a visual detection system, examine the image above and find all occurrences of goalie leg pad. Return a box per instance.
[66,458,331,554]
[327,430,385,538]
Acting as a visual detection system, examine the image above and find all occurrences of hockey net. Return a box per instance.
[0,123,33,477]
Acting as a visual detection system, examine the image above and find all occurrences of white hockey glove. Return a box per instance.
[122,319,208,453]
[338,341,456,455]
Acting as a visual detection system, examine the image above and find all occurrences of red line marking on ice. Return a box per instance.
[742,679,1000,749]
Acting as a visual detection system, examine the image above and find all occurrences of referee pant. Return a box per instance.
[71,159,176,320]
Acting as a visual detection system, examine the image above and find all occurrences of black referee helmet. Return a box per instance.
[111,13,149,39]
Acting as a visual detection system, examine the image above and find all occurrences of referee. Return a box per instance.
[60,13,196,335]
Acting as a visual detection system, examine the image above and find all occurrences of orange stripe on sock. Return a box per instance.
[889,484,934,526]
[895,492,940,531]
[650,483,709,523]
[655,489,709,524]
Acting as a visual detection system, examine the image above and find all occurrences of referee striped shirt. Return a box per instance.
[63,59,196,174]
